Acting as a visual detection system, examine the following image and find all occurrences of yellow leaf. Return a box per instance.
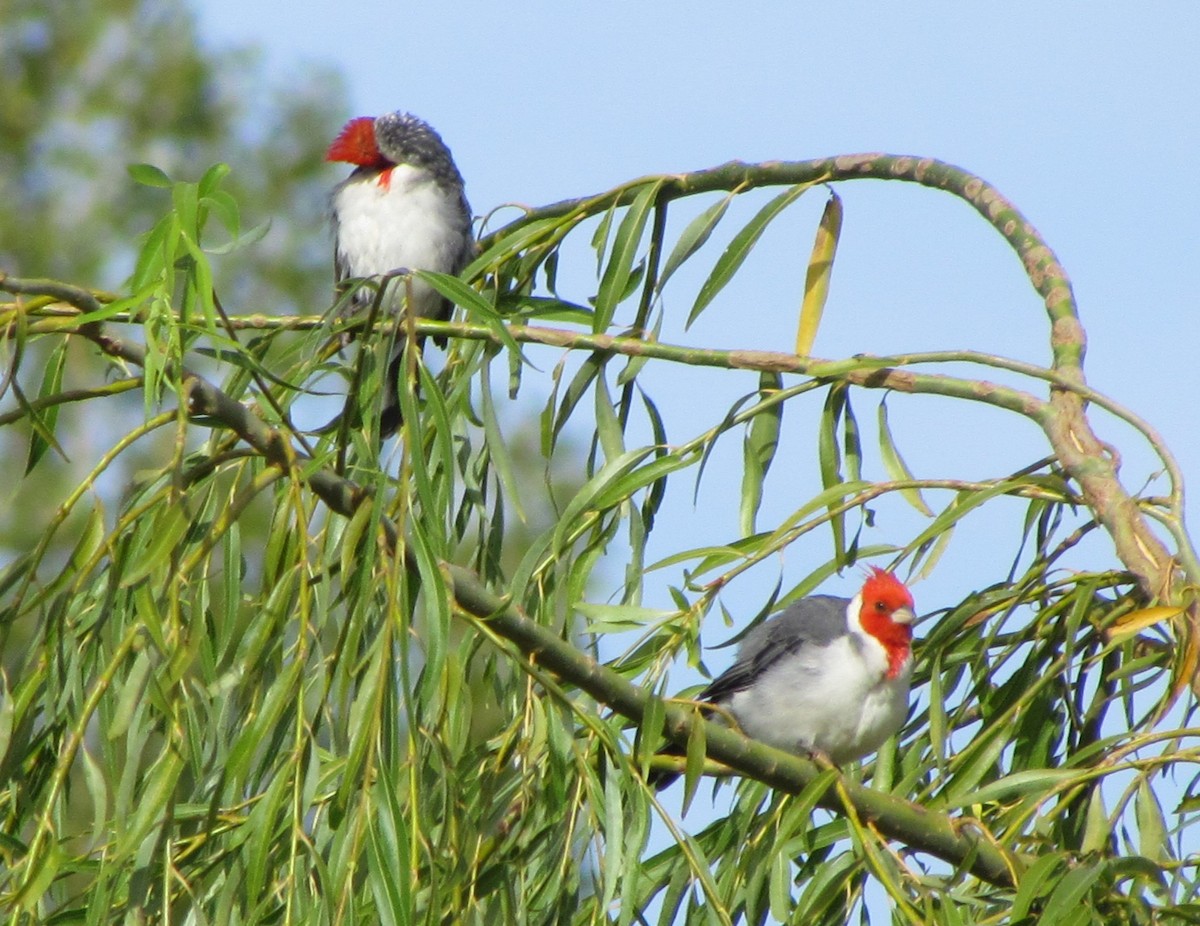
[795,190,842,356]
[1105,605,1183,641]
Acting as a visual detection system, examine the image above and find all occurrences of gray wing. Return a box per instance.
[698,596,851,704]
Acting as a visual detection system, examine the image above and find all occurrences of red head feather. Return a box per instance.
[857,567,915,678]
[325,117,390,167]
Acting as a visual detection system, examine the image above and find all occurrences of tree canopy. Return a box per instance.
[2,7,1200,922]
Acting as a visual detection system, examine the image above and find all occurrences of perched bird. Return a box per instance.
[326,111,474,437]
[651,568,916,788]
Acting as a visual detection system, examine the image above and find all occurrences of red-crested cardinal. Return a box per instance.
[326,111,474,437]
[652,568,916,788]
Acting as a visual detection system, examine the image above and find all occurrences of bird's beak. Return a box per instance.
[892,607,917,626]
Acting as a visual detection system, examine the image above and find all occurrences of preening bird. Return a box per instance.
[651,568,916,788]
[326,111,474,437]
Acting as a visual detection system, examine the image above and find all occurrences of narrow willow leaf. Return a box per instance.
[552,352,604,445]
[818,386,847,564]
[1039,861,1106,926]
[601,760,626,911]
[202,188,240,240]
[1136,777,1169,861]
[181,231,218,330]
[466,214,574,278]
[1080,788,1112,855]
[340,499,376,587]
[419,270,522,356]
[617,309,663,387]
[595,367,625,463]
[768,846,793,922]
[25,340,68,473]
[117,749,184,856]
[1105,605,1182,641]
[878,397,934,516]
[911,522,954,581]
[688,182,809,328]
[639,694,665,773]
[596,181,662,332]
[939,721,1010,807]
[798,851,860,922]
[900,482,1017,557]
[637,387,670,531]
[480,366,527,523]
[1012,854,1068,921]
[592,451,694,513]
[10,843,61,911]
[658,191,736,291]
[0,675,12,763]
[681,714,707,817]
[108,652,153,740]
[552,447,654,552]
[81,748,110,849]
[574,602,676,633]
[367,777,413,926]
[591,199,618,275]
[796,190,842,355]
[966,768,1080,806]
[842,390,862,483]
[739,372,783,536]
[119,504,191,587]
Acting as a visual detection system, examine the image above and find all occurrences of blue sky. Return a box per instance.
[195,0,1199,543]
[194,0,1199,905]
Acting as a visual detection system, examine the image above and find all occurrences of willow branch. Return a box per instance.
[478,157,1189,607]
[0,274,1024,886]
[444,562,1020,888]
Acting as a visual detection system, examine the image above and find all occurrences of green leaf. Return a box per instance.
[1136,777,1168,862]
[966,768,1080,806]
[127,162,172,188]
[367,776,413,926]
[657,191,736,291]
[1080,787,1112,855]
[878,396,934,516]
[739,372,782,535]
[688,182,809,328]
[119,503,192,587]
[24,340,68,473]
[198,161,231,198]
[552,448,654,552]
[574,602,676,633]
[480,365,527,524]
[595,180,662,331]
[1039,859,1106,926]
[818,385,848,565]
[681,711,707,816]
[1012,853,1068,921]
[418,269,523,357]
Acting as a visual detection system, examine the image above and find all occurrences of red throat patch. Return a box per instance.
[857,568,915,679]
[326,117,389,168]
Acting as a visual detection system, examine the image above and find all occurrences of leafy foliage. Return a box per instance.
[3,147,1200,926]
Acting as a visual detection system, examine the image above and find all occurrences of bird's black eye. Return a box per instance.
[875,601,888,612]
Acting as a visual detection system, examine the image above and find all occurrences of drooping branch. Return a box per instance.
[477,157,1189,611]
[0,273,1025,886]
[445,563,1021,887]
[3,271,1194,601]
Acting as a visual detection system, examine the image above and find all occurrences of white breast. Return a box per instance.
[727,633,911,764]
[332,165,465,318]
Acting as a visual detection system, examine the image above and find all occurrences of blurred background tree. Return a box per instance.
[0,0,343,564]
[0,0,340,304]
